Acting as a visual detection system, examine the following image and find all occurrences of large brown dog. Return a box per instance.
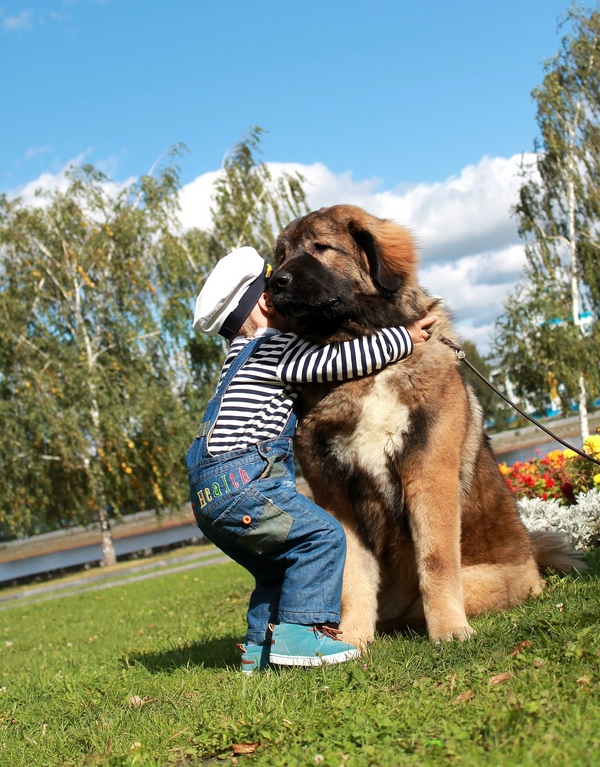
[270,204,581,647]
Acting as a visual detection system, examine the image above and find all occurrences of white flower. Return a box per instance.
[518,489,600,550]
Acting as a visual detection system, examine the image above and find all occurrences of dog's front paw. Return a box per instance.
[429,623,476,644]
[339,618,375,651]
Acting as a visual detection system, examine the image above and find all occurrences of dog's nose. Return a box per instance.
[270,270,292,290]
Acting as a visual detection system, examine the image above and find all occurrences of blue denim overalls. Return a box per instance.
[186,336,347,644]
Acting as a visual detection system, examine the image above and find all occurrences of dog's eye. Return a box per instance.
[313,242,329,252]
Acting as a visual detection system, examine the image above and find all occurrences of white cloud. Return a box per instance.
[2,9,33,31]
[24,145,53,160]
[8,153,134,214]
[10,153,91,205]
[419,246,527,328]
[178,169,221,231]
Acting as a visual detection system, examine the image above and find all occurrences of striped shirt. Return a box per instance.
[207,326,413,455]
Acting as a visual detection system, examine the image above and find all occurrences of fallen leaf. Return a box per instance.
[127,695,150,708]
[232,742,259,755]
[534,659,546,669]
[510,640,532,656]
[453,689,475,703]
[490,671,514,686]
[577,675,591,686]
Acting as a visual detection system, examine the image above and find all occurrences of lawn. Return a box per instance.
[1,547,599,767]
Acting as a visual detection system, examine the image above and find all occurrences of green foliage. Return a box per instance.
[0,153,198,538]
[493,6,600,416]
[210,126,308,257]
[0,556,599,766]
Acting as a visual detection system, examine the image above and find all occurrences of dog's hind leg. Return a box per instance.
[339,525,380,649]
[461,560,543,614]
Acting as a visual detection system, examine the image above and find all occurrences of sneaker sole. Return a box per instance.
[270,649,360,667]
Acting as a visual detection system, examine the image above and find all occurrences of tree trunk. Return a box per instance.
[567,165,590,439]
[98,505,117,567]
[578,371,590,440]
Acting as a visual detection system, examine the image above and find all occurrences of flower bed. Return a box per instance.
[499,434,600,549]
[499,434,600,503]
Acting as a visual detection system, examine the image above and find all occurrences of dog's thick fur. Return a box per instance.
[270,204,583,646]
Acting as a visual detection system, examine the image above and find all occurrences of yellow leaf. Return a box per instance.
[510,640,532,656]
[232,742,259,755]
[453,689,475,704]
[490,671,514,686]
[76,264,95,288]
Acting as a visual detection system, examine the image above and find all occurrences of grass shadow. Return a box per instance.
[121,635,242,673]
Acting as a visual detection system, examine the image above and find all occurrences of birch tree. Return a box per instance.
[0,159,197,561]
[494,7,600,437]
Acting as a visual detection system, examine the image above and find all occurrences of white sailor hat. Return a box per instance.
[193,246,272,339]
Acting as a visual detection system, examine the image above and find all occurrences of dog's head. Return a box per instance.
[270,205,424,340]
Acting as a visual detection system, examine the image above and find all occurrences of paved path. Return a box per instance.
[0,547,230,612]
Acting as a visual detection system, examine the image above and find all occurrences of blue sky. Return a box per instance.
[0,0,583,351]
[1,0,570,190]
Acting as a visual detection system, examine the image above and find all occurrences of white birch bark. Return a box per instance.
[566,129,590,440]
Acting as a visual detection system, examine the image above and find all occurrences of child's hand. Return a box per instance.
[406,314,438,345]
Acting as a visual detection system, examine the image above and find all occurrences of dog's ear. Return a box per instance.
[350,225,404,294]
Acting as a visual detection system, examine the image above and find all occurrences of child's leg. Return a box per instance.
[195,481,347,629]
[265,488,346,627]
[192,522,277,645]
[246,572,282,643]
[239,572,284,673]
[192,469,355,666]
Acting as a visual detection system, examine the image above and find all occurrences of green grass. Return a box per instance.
[1,551,600,767]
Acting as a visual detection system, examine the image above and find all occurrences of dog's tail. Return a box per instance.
[529,530,588,574]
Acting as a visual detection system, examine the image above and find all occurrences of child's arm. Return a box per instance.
[278,314,437,384]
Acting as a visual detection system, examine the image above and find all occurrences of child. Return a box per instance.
[187,246,436,673]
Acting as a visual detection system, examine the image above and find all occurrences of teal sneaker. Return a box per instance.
[269,623,360,667]
[237,642,270,673]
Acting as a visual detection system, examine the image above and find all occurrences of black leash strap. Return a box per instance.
[439,335,600,469]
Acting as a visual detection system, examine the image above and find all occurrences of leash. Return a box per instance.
[439,335,600,469]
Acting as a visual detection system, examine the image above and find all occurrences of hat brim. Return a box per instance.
[219,262,271,340]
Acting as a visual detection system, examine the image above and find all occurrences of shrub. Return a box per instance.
[517,489,600,550]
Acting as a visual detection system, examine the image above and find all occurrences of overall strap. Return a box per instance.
[195,335,269,440]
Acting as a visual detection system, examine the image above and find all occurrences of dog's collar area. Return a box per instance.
[439,335,466,359]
